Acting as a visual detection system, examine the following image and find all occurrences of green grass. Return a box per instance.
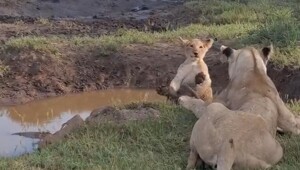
[0,104,196,170]
[0,102,300,170]
[4,36,60,55]
[184,0,300,66]
[185,0,295,24]
[2,23,258,58]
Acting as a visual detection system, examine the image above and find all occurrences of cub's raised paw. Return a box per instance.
[195,72,206,85]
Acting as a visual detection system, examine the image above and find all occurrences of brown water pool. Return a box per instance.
[0,89,165,157]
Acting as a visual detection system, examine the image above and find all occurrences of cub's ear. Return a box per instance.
[221,45,234,58]
[261,44,273,63]
[179,36,189,44]
[204,38,214,49]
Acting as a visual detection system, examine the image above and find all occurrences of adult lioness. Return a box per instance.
[179,46,299,170]
[179,96,282,170]
[168,37,213,103]
[179,45,300,170]
[215,45,300,136]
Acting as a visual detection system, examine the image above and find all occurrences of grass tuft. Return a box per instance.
[0,64,9,77]
[5,36,60,55]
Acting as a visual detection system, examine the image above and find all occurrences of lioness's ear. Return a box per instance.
[261,44,273,62]
[221,45,234,58]
[204,38,214,49]
[179,36,189,44]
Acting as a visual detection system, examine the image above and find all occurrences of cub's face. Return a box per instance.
[180,38,214,60]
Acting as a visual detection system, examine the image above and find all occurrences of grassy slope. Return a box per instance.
[0,104,195,170]
[0,103,300,170]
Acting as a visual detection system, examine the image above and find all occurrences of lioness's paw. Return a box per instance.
[169,86,178,96]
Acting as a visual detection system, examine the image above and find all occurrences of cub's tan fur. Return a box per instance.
[169,37,213,103]
[179,45,300,170]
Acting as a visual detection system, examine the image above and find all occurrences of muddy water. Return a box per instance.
[0,89,165,157]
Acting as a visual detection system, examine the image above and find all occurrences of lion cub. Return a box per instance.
[169,37,213,103]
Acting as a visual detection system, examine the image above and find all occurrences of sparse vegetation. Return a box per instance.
[35,18,51,25]
[0,64,9,77]
[5,36,60,55]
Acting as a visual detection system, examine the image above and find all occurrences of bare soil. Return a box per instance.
[0,0,299,105]
[0,0,196,40]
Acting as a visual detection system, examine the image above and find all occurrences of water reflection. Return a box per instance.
[0,89,165,157]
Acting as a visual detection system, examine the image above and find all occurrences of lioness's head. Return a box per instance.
[220,45,273,80]
[179,37,214,60]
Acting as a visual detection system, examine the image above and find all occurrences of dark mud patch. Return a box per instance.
[0,1,200,40]
[267,63,300,101]
[0,0,182,19]
[0,17,145,40]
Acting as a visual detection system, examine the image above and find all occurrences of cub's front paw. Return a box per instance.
[195,72,206,85]
[156,85,169,96]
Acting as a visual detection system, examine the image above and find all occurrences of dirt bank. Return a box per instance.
[0,42,299,105]
[0,0,195,40]
[0,0,194,105]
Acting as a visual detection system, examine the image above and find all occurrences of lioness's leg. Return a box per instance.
[186,149,199,170]
[212,89,228,107]
[178,96,206,118]
[241,155,271,170]
[238,132,282,169]
[216,139,235,170]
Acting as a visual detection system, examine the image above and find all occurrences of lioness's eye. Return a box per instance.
[190,44,193,47]
[199,46,203,48]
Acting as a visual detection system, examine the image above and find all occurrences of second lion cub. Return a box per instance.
[169,37,213,103]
